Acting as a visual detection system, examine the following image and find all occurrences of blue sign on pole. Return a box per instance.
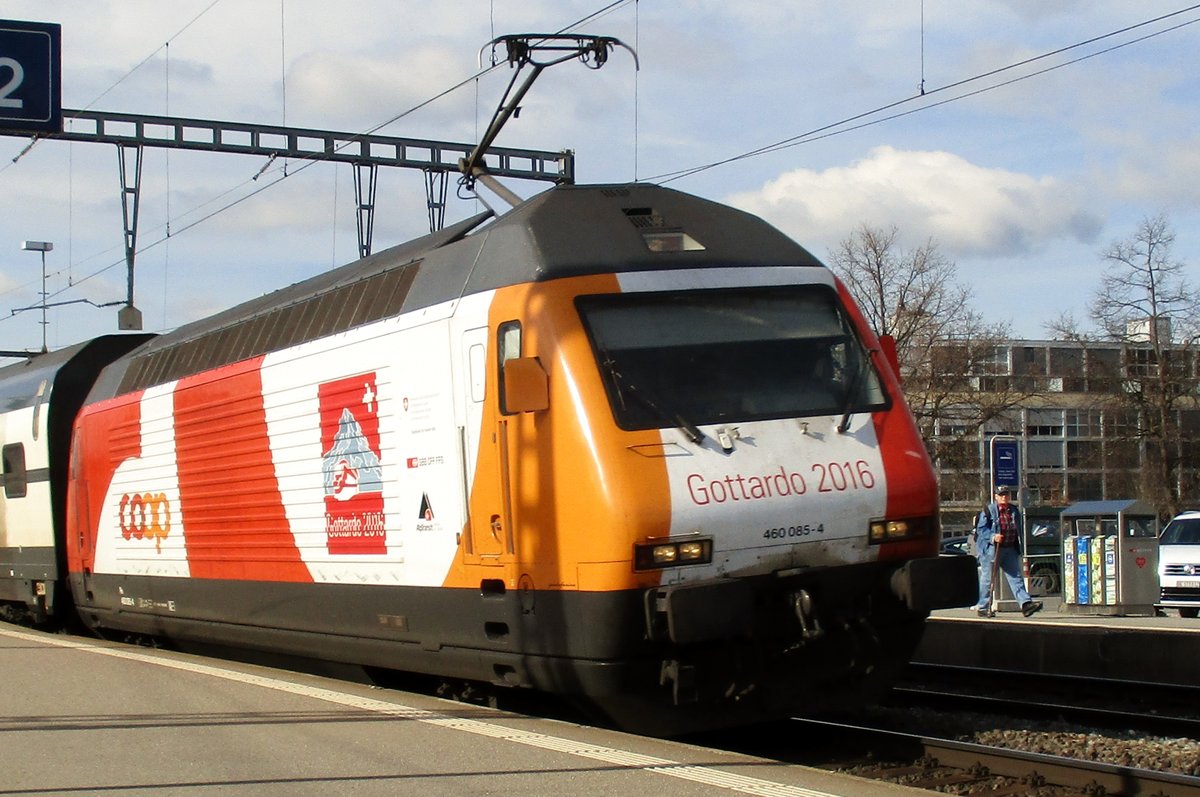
[0,20,62,134]
[990,435,1020,492]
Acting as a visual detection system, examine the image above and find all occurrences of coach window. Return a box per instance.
[498,321,522,414]
[2,443,27,499]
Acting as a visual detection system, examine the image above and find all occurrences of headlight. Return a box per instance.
[868,517,933,544]
[634,537,713,570]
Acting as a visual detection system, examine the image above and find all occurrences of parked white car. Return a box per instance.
[1158,510,1200,618]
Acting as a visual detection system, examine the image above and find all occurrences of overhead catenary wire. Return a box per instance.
[1,0,636,314]
[82,0,225,112]
[0,2,1187,311]
[648,4,1200,184]
[11,2,1187,330]
[0,0,225,175]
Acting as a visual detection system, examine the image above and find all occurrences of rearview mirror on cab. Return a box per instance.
[503,356,549,413]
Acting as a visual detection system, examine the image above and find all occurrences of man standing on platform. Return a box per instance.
[974,485,1043,617]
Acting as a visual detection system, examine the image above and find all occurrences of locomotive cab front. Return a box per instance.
[457,186,977,732]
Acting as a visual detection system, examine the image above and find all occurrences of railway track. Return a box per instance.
[893,661,1200,737]
[792,717,1200,796]
[693,660,1200,795]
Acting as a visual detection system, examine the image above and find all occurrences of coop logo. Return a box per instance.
[320,373,386,555]
[118,492,172,553]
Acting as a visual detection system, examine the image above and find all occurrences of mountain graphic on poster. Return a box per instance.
[322,408,383,498]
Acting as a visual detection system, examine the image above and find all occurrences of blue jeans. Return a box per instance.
[976,542,1033,608]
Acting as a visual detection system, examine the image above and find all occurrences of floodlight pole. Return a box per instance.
[20,240,53,352]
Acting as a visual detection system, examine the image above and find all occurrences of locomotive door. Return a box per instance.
[461,327,506,564]
[68,438,96,603]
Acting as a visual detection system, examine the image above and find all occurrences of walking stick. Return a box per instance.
[987,539,1001,617]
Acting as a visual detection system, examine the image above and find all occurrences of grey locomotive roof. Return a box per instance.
[152,183,819,351]
[89,183,825,400]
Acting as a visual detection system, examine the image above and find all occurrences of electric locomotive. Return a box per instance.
[2,183,976,734]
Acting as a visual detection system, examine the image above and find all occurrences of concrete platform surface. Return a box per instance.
[0,624,927,797]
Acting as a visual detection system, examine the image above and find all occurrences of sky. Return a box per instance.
[1,1,1198,354]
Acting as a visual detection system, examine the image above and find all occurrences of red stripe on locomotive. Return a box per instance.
[834,277,940,560]
[67,391,145,576]
[174,357,311,581]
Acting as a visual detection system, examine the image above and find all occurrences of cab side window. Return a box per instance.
[498,321,522,415]
[3,443,27,499]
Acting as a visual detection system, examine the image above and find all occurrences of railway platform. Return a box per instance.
[919,598,1200,686]
[0,623,926,797]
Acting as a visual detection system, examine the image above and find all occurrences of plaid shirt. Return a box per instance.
[996,503,1019,547]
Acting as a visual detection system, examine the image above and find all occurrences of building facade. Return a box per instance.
[930,339,1200,534]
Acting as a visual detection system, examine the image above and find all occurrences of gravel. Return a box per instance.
[861,705,1200,777]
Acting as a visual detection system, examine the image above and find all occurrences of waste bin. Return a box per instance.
[1060,500,1159,616]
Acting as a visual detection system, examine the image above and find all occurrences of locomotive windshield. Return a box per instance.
[577,285,889,431]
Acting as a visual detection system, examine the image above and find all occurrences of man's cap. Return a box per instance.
[995,485,1013,496]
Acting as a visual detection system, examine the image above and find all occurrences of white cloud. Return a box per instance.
[726,145,1103,258]
[1105,135,1200,207]
[286,45,480,133]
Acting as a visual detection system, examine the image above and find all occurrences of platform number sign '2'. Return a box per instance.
[0,20,61,134]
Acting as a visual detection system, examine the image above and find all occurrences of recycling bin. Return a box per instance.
[1060,500,1159,616]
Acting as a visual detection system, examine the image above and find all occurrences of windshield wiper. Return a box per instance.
[602,357,706,445]
[837,348,875,434]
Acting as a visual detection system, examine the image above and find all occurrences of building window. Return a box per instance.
[941,471,983,504]
[1103,410,1138,438]
[1013,346,1047,376]
[1069,472,1103,502]
[1065,410,1102,438]
[983,411,1021,437]
[1125,347,1159,378]
[937,406,980,437]
[1087,348,1122,385]
[1180,410,1200,439]
[1106,438,1140,469]
[1106,469,1137,498]
[937,438,979,470]
[1027,473,1064,504]
[1026,408,1064,437]
[1027,440,1064,470]
[972,346,1011,376]
[1049,346,1083,377]
[1067,440,1102,468]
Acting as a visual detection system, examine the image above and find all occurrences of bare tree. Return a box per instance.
[1093,213,1198,342]
[829,225,1031,480]
[1090,213,1200,517]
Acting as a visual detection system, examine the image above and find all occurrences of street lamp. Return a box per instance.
[21,240,53,353]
